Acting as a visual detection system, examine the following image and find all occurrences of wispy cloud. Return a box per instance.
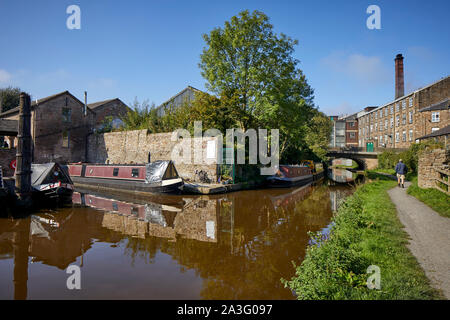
[321,52,390,84]
[0,69,12,83]
[88,78,117,90]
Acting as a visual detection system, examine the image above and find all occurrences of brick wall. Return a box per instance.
[87,130,219,182]
[0,148,16,177]
[358,76,449,148]
[418,147,450,188]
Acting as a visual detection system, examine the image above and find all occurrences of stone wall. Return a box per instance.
[0,148,16,177]
[87,130,219,182]
[418,147,450,188]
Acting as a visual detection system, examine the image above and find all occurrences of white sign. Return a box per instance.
[206,140,216,159]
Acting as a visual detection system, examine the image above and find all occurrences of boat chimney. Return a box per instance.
[15,92,32,206]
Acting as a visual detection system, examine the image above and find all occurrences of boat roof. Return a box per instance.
[31,163,73,186]
[145,160,179,183]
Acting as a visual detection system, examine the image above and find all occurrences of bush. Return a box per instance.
[377,141,443,173]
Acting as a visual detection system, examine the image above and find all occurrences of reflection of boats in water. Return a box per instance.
[68,160,183,195]
[328,168,358,183]
[267,184,313,210]
[267,165,313,188]
[72,191,218,242]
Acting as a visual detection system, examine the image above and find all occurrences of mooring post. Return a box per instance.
[15,92,32,206]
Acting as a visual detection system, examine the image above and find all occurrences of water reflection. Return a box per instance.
[0,182,353,300]
[328,168,363,184]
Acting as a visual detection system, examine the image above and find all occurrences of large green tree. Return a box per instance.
[199,10,330,161]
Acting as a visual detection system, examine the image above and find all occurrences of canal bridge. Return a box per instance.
[327,147,380,170]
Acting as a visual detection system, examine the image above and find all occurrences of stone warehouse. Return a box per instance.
[357,54,449,149]
[88,98,131,129]
[0,91,130,165]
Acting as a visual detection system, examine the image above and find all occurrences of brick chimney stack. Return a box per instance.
[395,54,405,99]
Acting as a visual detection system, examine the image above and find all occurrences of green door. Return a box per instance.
[366,142,374,152]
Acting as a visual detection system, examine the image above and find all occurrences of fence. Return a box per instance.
[434,167,449,195]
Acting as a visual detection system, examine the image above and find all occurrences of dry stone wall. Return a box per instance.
[87,130,219,182]
[418,147,449,188]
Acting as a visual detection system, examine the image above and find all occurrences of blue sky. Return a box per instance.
[0,0,449,115]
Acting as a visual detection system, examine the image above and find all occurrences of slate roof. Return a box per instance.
[0,119,18,135]
[0,91,91,117]
[419,98,449,112]
[87,98,119,109]
[417,125,450,140]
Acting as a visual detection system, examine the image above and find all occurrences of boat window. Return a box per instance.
[113,168,119,176]
[112,202,118,211]
[131,168,139,178]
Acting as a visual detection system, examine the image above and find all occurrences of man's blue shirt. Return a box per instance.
[395,162,407,175]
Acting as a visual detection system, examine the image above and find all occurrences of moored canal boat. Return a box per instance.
[68,160,184,194]
[31,163,74,203]
[266,164,313,188]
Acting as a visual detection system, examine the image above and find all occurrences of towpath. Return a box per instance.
[382,175,450,299]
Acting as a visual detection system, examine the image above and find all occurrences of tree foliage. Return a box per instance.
[0,86,25,113]
[121,10,332,163]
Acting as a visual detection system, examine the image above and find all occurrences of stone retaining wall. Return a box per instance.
[418,147,450,189]
[87,130,219,182]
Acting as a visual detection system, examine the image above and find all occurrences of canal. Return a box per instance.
[0,171,357,300]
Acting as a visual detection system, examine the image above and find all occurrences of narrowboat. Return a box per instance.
[31,163,74,203]
[266,165,313,188]
[68,160,184,194]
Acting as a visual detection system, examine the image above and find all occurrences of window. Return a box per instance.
[385,107,388,116]
[379,135,383,144]
[390,117,394,128]
[431,112,440,123]
[131,168,140,178]
[409,130,413,141]
[402,130,406,142]
[349,121,355,127]
[396,115,400,127]
[379,110,382,118]
[62,108,71,122]
[431,127,440,133]
[409,97,413,107]
[402,100,406,110]
[385,119,388,130]
[402,114,406,125]
[349,132,356,139]
[409,111,413,124]
[390,105,394,114]
[370,124,373,132]
[375,123,378,131]
[395,103,399,112]
[113,168,119,176]
[385,134,388,144]
[395,132,400,142]
[62,131,69,148]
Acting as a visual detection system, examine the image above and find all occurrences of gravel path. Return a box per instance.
[387,180,450,299]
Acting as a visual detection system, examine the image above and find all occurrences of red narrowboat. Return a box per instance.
[266,165,313,188]
[68,160,183,194]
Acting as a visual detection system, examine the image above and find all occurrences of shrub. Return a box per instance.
[377,141,443,173]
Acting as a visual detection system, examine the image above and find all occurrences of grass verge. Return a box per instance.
[283,172,442,299]
[407,176,450,218]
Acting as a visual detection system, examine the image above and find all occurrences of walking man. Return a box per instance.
[395,159,408,188]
